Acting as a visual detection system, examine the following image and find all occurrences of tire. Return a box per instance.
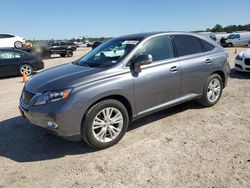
[66,50,73,57]
[19,64,33,76]
[227,43,233,47]
[60,53,66,57]
[198,74,223,107]
[82,99,129,149]
[14,41,23,48]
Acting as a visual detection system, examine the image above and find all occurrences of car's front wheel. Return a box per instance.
[82,99,129,149]
[198,74,223,107]
[19,64,33,76]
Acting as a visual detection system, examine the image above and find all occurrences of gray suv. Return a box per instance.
[19,32,230,149]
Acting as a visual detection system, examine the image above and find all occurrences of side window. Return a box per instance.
[60,42,67,45]
[228,34,235,39]
[200,39,215,52]
[0,34,14,38]
[0,51,15,59]
[173,35,203,56]
[235,34,240,39]
[137,35,174,62]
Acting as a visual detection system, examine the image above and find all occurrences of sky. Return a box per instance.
[0,0,249,40]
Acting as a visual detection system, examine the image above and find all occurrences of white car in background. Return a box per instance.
[0,34,25,48]
[225,32,250,47]
[235,48,250,72]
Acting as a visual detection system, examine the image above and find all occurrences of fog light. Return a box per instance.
[47,121,58,129]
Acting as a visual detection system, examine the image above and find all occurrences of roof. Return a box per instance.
[115,31,196,40]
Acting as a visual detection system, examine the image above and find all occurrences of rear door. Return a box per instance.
[132,35,182,114]
[172,34,215,96]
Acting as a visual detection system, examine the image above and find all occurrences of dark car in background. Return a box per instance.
[49,41,75,57]
[0,48,44,77]
[33,42,75,59]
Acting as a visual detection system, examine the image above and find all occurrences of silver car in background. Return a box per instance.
[19,32,230,149]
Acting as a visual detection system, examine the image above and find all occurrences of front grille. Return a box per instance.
[245,58,250,66]
[22,89,35,104]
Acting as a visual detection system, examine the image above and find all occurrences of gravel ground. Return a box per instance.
[0,47,249,188]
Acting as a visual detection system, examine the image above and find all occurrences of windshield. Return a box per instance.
[77,39,140,68]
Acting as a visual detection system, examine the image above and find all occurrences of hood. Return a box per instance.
[25,63,106,93]
[243,48,250,58]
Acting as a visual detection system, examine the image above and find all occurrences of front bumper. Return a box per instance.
[235,59,250,72]
[19,95,81,141]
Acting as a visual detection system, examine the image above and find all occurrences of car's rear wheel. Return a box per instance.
[14,41,23,48]
[66,50,73,57]
[227,43,233,47]
[82,99,129,149]
[198,74,223,107]
[19,64,33,76]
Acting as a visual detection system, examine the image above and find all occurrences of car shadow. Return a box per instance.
[230,69,250,79]
[129,101,203,130]
[0,101,203,163]
[0,116,94,162]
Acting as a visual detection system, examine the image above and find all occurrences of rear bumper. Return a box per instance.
[33,61,44,71]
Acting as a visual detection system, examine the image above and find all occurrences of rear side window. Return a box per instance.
[137,35,174,62]
[200,39,215,52]
[173,35,203,57]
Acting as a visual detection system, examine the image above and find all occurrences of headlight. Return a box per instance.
[34,89,72,105]
[235,54,243,61]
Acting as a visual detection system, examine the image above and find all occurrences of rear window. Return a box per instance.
[173,35,203,57]
[200,39,215,52]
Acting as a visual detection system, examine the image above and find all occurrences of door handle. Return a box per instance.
[205,59,213,64]
[169,66,179,72]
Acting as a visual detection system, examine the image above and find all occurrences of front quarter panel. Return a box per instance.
[66,69,135,136]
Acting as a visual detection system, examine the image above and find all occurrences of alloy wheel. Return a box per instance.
[207,78,221,103]
[92,107,124,143]
[20,65,33,76]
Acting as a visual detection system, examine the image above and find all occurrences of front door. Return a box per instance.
[132,35,181,114]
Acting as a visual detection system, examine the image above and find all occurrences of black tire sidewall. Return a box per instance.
[202,74,223,107]
[82,99,129,149]
[66,50,73,57]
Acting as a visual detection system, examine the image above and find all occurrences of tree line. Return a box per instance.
[204,24,250,33]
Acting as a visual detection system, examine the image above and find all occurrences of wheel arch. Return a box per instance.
[81,94,133,125]
[211,70,226,88]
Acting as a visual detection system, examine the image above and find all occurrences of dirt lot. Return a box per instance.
[0,47,249,188]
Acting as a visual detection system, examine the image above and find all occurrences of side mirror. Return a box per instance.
[133,53,153,73]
